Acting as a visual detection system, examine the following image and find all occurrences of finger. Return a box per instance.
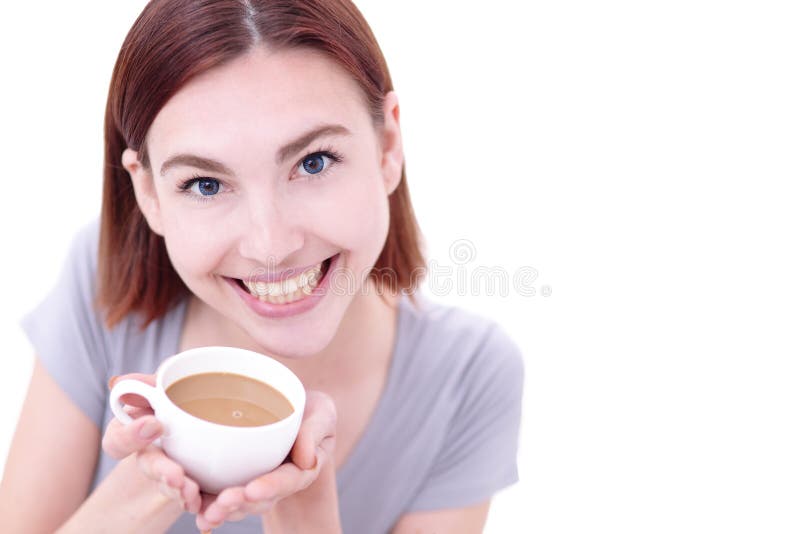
[202,487,245,525]
[123,405,155,418]
[290,391,337,470]
[158,476,183,503]
[102,415,162,459]
[197,517,218,532]
[181,476,203,514]
[244,457,320,503]
[197,492,218,518]
[227,509,249,521]
[227,493,274,517]
[196,494,223,532]
[136,444,185,487]
[238,499,274,516]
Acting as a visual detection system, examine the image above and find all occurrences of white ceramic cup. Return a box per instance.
[109,346,305,494]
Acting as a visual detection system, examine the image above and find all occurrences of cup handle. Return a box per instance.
[109,379,165,446]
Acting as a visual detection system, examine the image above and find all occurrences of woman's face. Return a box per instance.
[123,46,403,358]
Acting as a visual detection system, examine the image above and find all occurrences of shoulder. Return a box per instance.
[30,217,104,340]
[74,217,101,264]
[401,294,524,370]
[58,217,101,297]
[70,218,183,329]
[59,217,124,338]
[398,294,525,398]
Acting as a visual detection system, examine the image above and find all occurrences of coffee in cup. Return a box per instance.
[165,371,294,427]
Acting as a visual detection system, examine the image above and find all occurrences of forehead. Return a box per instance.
[147,46,369,158]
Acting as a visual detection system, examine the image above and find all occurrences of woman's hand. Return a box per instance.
[102,374,203,515]
[195,390,338,532]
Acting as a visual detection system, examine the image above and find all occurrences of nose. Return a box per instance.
[237,195,304,267]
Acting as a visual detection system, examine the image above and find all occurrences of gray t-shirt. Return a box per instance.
[20,219,524,534]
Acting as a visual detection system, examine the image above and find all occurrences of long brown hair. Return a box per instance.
[97,0,426,330]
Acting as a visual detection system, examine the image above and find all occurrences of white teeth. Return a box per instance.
[299,270,315,287]
[243,260,327,303]
[284,278,298,294]
[266,282,281,296]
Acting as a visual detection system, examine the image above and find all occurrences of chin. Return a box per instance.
[248,325,338,359]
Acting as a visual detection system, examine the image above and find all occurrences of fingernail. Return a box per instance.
[139,419,160,439]
[108,375,120,389]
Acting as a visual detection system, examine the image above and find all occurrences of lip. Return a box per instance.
[226,253,340,319]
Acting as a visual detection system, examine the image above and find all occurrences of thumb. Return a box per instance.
[290,391,336,470]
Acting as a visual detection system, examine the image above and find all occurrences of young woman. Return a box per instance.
[0,1,524,532]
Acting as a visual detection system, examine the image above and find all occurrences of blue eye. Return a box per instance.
[178,176,222,202]
[301,153,329,175]
[297,148,343,179]
[191,178,220,195]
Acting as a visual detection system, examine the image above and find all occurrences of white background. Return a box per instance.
[1,1,799,532]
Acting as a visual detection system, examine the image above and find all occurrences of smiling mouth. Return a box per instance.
[232,254,335,305]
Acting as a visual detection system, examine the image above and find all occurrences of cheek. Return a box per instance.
[323,176,390,253]
[160,205,230,277]
[162,234,219,279]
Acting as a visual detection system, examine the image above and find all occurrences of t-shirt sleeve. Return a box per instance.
[407,323,525,512]
[19,220,110,428]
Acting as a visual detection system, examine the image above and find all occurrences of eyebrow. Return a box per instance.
[159,123,352,177]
